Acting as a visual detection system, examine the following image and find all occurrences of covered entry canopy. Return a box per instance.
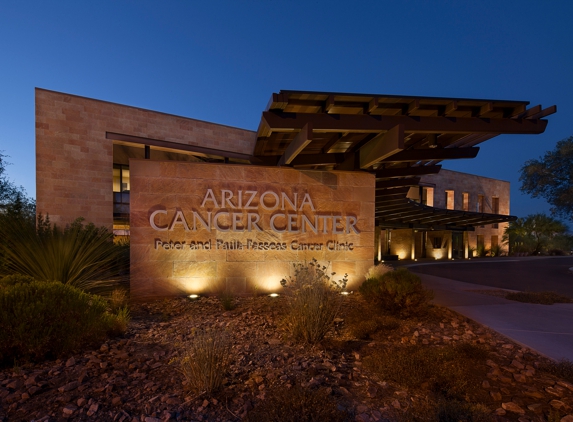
[253,90,556,230]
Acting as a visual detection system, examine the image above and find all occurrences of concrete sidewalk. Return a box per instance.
[417,273,573,362]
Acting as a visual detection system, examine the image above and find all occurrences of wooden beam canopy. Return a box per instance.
[278,123,312,166]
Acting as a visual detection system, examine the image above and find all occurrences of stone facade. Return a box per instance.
[129,161,375,299]
[36,88,256,228]
[379,169,510,260]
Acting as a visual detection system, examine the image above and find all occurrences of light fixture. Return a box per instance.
[188,294,200,300]
[269,293,279,298]
[340,291,350,296]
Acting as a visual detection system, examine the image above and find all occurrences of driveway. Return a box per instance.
[408,256,573,297]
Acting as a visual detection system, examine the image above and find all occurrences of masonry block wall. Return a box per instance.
[420,169,510,253]
[36,89,257,228]
[129,161,375,299]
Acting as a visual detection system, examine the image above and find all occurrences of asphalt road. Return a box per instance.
[408,256,573,297]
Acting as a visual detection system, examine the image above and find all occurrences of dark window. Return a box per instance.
[113,164,130,225]
[432,237,442,249]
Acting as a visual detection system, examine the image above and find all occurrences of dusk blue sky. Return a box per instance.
[1,1,572,219]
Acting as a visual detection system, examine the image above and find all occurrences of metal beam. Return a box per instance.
[359,124,404,169]
[278,123,313,166]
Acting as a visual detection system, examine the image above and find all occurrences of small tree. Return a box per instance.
[503,213,569,255]
[520,136,573,222]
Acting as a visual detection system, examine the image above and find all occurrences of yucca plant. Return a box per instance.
[0,215,129,293]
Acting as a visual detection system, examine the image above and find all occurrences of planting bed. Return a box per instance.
[1,295,572,421]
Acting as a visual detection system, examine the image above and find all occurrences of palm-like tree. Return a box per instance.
[503,213,568,255]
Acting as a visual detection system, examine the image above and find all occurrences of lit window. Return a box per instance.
[445,190,454,210]
[462,192,469,211]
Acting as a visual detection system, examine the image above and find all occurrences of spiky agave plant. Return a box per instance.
[0,215,129,294]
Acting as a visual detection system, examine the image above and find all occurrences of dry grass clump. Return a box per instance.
[246,385,348,422]
[363,343,490,402]
[109,288,129,312]
[505,291,573,305]
[364,263,394,280]
[281,259,347,344]
[180,328,232,395]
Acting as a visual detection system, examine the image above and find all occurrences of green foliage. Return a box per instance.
[520,136,573,221]
[505,291,573,305]
[179,328,232,394]
[0,281,126,365]
[246,385,348,422]
[475,244,489,257]
[281,259,347,344]
[363,343,490,402]
[0,152,35,274]
[0,274,36,288]
[0,215,129,293]
[489,244,503,257]
[503,213,569,255]
[359,268,433,318]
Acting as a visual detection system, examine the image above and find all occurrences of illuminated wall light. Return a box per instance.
[340,291,350,296]
[188,294,200,300]
[269,293,279,298]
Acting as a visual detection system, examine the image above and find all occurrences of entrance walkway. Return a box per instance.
[407,263,573,362]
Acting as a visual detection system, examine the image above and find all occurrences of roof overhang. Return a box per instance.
[252,90,555,230]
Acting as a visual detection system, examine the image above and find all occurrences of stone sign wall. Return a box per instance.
[130,160,375,299]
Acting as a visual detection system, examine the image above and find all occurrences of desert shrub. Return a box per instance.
[0,215,129,293]
[359,268,433,317]
[363,343,490,402]
[180,328,232,394]
[490,244,503,257]
[246,385,347,422]
[505,291,573,305]
[364,263,393,280]
[539,359,573,384]
[475,244,489,257]
[0,281,126,365]
[281,259,347,344]
[0,274,35,288]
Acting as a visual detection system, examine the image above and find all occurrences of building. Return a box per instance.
[378,169,510,261]
[35,89,555,298]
